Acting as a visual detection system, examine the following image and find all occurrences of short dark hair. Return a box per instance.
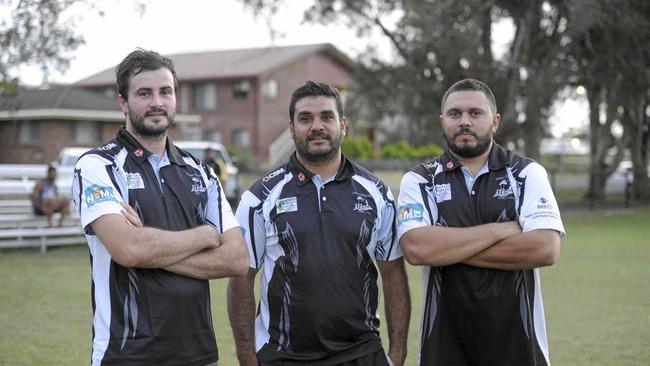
[115,48,178,101]
[441,78,497,114]
[289,81,344,121]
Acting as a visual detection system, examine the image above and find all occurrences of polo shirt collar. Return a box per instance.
[116,127,187,166]
[287,152,354,186]
[440,142,510,172]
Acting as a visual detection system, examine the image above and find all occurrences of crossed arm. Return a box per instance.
[400,221,560,270]
[90,203,248,279]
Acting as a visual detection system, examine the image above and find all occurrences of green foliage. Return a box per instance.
[380,140,442,160]
[341,137,374,159]
[226,146,257,172]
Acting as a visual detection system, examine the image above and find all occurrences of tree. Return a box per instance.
[0,0,145,94]
[565,0,650,201]
[241,0,571,161]
[0,0,85,93]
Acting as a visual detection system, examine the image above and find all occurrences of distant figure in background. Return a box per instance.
[31,165,70,227]
[204,147,228,184]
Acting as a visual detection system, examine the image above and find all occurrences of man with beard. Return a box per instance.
[229,81,410,366]
[72,49,248,366]
[397,78,565,366]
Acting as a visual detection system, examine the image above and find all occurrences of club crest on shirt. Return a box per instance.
[493,179,514,199]
[84,185,117,207]
[126,172,145,190]
[434,183,452,203]
[352,192,372,213]
[276,196,298,213]
[397,203,424,224]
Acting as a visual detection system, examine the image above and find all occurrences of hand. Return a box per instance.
[121,202,143,227]
[387,350,404,366]
[237,352,258,366]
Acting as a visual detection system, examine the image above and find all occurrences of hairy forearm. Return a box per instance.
[228,271,258,365]
[380,259,410,366]
[401,221,522,266]
[164,228,248,279]
[463,229,561,270]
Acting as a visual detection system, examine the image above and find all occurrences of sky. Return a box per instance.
[12,0,587,137]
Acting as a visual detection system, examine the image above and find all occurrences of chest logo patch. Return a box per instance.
[126,172,145,190]
[276,196,298,214]
[434,183,452,203]
[493,179,514,199]
[84,185,117,207]
[352,193,373,213]
[397,203,424,224]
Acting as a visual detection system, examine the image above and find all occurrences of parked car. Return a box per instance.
[53,142,241,204]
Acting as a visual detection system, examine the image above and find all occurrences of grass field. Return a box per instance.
[1,208,649,365]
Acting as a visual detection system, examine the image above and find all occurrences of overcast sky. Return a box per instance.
[13,0,587,137]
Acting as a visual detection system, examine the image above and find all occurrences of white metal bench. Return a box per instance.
[0,226,85,253]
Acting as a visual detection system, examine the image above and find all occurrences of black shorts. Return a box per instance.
[259,350,390,366]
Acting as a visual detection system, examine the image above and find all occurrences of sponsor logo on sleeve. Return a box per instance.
[98,142,117,151]
[262,168,285,182]
[84,185,117,207]
[126,172,145,190]
[397,203,424,224]
[537,197,553,209]
[276,196,298,213]
[434,183,452,203]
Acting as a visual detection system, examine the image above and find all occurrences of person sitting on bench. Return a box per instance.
[32,165,70,227]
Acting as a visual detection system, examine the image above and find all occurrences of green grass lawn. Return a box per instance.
[1,209,649,365]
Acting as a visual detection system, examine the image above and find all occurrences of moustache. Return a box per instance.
[145,108,168,117]
[454,126,477,138]
[307,131,330,141]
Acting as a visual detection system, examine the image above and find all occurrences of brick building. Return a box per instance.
[0,86,198,164]
[76,43,354,167]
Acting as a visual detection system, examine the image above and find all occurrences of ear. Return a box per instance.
[340,116,348,136]
[118,94,129,115]
[288,120,294,139]
[492,113,501,132]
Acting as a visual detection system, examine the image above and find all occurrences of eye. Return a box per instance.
[471,110,483,117]
[448,111,459,118]
[137,90,151,97]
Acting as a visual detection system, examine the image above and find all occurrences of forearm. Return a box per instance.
[91,214,218,268]
[164,227,249,279]
[463,229,561,270]
[401,221,521,266]
[378,259,410,366]
[228,271,259,366]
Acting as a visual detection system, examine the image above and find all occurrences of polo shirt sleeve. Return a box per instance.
[518,163,566,236]
[396,171,435,243]
[72,154,124,230]
[205,173,239,233]
[373,187,402,261]
[235,190,266,269]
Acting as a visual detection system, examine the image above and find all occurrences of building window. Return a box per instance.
[206,130,222,143]
[191,83,217,110]
[231,129,250,147]
[233,80,250,100]
[72,121,102,145]
[262,79,278,100]
[18,120,39,144]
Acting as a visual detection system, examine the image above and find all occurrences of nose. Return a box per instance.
[150,92,164,107]
[310,116,326,131]
[459,112,471,126]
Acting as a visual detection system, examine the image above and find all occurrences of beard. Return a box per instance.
[444,125,493,158]
[128,106,175,139]
[294,129,343,164]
